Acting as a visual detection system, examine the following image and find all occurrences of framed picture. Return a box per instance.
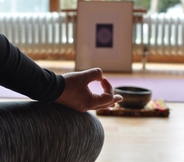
[75,1,133,72]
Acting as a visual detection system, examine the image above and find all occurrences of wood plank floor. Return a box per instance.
[91,102,184,162]
[35,60,184,78]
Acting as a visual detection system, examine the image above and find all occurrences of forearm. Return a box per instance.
[0,34,65,102]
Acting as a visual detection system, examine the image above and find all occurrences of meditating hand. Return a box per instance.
[0,34,122,113]
[55,68,123,112]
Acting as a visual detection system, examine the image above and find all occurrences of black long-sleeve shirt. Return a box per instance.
[0,34,65,102]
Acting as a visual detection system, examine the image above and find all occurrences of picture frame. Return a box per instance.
[75,1,133,72]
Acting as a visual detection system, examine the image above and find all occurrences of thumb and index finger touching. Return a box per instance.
[82,68,112,93]
[82,68,123,106]
[83,68,112,90]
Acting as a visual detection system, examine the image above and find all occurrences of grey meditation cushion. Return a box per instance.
[0,101,104,162]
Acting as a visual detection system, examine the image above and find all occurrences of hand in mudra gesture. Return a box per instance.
[55,68,123,112]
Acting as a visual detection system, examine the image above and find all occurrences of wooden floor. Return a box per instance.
[35,60,184,78]
[92,102,184,162]
[1,61,184,162]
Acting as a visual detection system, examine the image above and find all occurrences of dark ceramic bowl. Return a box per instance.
[114,86,152,109]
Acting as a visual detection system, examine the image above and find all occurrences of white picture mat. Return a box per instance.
[88,13,120,60]
[75,1,133,72]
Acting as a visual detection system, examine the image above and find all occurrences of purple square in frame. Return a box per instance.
[96,24,113,48]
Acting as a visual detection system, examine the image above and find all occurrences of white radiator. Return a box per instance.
[134,13,184,56]
[1,12,183,60]
[0,12,76,56]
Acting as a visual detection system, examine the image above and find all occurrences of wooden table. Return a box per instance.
[92,102,184,162]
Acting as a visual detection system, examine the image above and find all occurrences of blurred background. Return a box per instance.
[0,0,184,65]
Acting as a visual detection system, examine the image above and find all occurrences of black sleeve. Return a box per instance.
[0,34,65,102]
